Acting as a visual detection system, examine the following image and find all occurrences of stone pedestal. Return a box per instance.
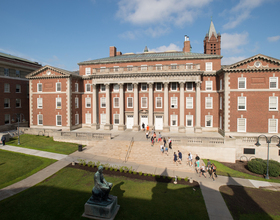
[178,126,186,133]
[104,124,113,130]
[91,123,100,130]
[83,195,120,220]
[132,125,140,131]
[163,126,170,132]
[118,125,126,131]
[194,126,202,133]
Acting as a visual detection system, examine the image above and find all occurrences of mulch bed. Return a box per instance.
[67,163,199,187]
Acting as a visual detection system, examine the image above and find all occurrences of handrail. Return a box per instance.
[124,137,134,163]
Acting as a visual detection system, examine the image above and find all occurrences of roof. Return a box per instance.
[208,20,217,39]
[78,51,222,65]
[0,51,41,66]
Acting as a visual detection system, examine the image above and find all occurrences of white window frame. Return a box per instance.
[220,79,222,90]
[56,97,62,109]
[37,83,42,92]
[186,97,193,109]
[38,114,43,125]
[4,98,10,108]
[156,83,162,91]
[56,82,61,92]
[75,83,79,92]
[186,115,193,127]
[127,65,133,71]
[171,63,177,69]
[75,114,79,125]
[156,64,162,70]
[186,63,193,69]
[220,116,222,129]
[114,114,120,125]
[37,98,43,109]
[16,84,21,93]
[238,77,246,89]
[100,84,106,92]
[100,67,106,72]
[100,97,106,108]
[170,115,178,126]
[205,97,213,109]
[238,97,246,110]
[113,84,119,92]
[220,96,222,110]
[56,115,62,126]
[237,118,246,132]
[86,84,91,92]
[85,97,91,108]
[156,97,162,108]
[170,97,177,109]
[85,68,91,75]
[268,119,278,133]
[269,77,278,89]
[86,113,91,124]
[269,96,278,111]
[75,97,79,108]
[100,114,106,124]
[186,82,193,91]
[171,82,177,91]
[4,83,10,93]
[206,62,212,71]
[127,83,133,91]
[141,97,148,108]
[114,66,119,72]
[141,83,147,91]
[205,81,212,91]
[141,65,147,71]
[205,115,213,127]
[114,97,119,108]
[127,97,133,108]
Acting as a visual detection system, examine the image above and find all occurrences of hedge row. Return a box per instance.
[248,158,280,177]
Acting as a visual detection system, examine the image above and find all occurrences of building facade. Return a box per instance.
[0,52,41,131]
[26,21,280,137]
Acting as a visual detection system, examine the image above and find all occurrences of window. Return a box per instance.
[127,83,133,91]
[141,83,147,91]
[75,114,79,125]
[75,83,79,92]
[269,96,278,111]
[4,98,10,108]
[75,97,79,108]
[100,84,105,92]
[237,118,246,132]
[100,67,106,72]
[205,97,213,109]
[238,97,246,110]
[220,97,222,110]
[141,65,147,71]
[85,68,91,75]
[114,97,119,108]
[220,116,222,129]
[56,97,62,109]
[86,84,91,92]
[114,114,120,125]
[37,98,43,109]
[156,97,162,108]
[141,97,147,108]
[56,115,62,126]
[238,77,246,89]
[113,84,119,92]
[171,97,177,108]
[186,82,193,91]
[4,68,9,76]
[171,64,177,69]
[4,83,10,93]
[205,62,212,71]
[86,113,91,124]
[186,115,193,127]
[170,115,178,126]
[5,114,10,124]
[100,114,106,124]
[186,63,193,69]
[37,83,42,92]
[171,82,177,91]
[127,65,133,71]
[156,64,162,70]
[205,81,212,91]
[156,83,162,91]
[127,97,133,108]
[100,97,106,108]
[268,119,278,133]
[186,97,193,109]
[220,79,222,90]
[114,66,119,72]
[56,82,61,92]
[86,97,91,108]
[269,77,278,89]
[16,84,21,93]
[205,115,213,127]
[38,114,43,125]
[16,70,20,77]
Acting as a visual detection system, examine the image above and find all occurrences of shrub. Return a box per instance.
[248,158,266,175]
[96,161,101,167]
[110,167,113,171]
[119,168,123,173]
[143,173,147,176]
[105,166,109,170]
[152,174,155,177]
[87,161,93,167]
[178,177,182,181]
[268,160,280,177]
[133,171,137,175]
[129,170,132,174]
[184,177,189,181]
[139,172,142,176]
[147,174,151,177]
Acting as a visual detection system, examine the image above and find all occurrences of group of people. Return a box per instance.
[195,157,217,181]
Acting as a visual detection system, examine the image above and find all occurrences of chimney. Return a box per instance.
[183,35,191,53]
[110,46,116,57]
[116,51,122,56]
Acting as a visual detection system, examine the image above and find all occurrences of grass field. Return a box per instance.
[0,149,56,189]
[0,167,209,220]
[6,134,79,155]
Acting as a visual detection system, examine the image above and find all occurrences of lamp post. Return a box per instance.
[255,135,280,179]
[12,113,25,145]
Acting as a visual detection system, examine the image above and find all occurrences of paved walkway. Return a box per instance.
[1,141,280,220]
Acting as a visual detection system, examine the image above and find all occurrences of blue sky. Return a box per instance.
[1,0,280,71]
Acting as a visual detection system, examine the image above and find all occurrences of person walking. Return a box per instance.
[160,145,164,154]
[151,136,154,147]
[195,159,200,173]
[177,150,182,164]
[188,152,193,166]
[168,137,172,149]
[211,163,217,181]
[163,137,167,147]
[146,125,149,132]
[153,132,157,142]
[1,136,6,146]
[165,144,168,156]
[199,166,207,178]
[158,132,162,142]
[173,152,178,165]
[142,122,145,131]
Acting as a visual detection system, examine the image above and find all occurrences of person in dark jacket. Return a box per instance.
[1,136,6,146]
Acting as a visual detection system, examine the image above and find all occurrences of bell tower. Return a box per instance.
[204,19,221,55]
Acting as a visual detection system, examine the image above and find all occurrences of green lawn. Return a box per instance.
[0,149,56,189]
[7,134,79,155]
[203,159,280,183]
[0,167,209,220]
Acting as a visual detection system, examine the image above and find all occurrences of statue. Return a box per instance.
[88,166,113,206]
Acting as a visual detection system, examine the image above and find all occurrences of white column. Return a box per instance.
[91,84,99,129]
[194,81,202,132]
[163,82,170,132]
[133,83,140,131]
[148,82,154,129]
[118,83,126,130]
[104,83,112,130]
[179,81,186,132]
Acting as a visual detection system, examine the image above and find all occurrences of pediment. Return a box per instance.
[26,65,75,79]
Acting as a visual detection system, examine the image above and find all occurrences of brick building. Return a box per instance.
[0,52,41,131]
[26,21,280,136]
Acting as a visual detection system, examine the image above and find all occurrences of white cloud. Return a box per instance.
[119,31,137,40]
[267,36,280,42]
[221,32,249,54]
[222,56,247,65]
[116,0,212,26]
[150,43,181,52]
[223,0,264,29]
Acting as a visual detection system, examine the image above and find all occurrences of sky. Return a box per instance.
[1,0,280,71]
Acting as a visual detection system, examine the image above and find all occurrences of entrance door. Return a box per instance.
[126,115,134,129]
[155,116,163,130]
[140,115,148,129]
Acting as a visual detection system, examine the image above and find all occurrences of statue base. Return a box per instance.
[82,195,120,220]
